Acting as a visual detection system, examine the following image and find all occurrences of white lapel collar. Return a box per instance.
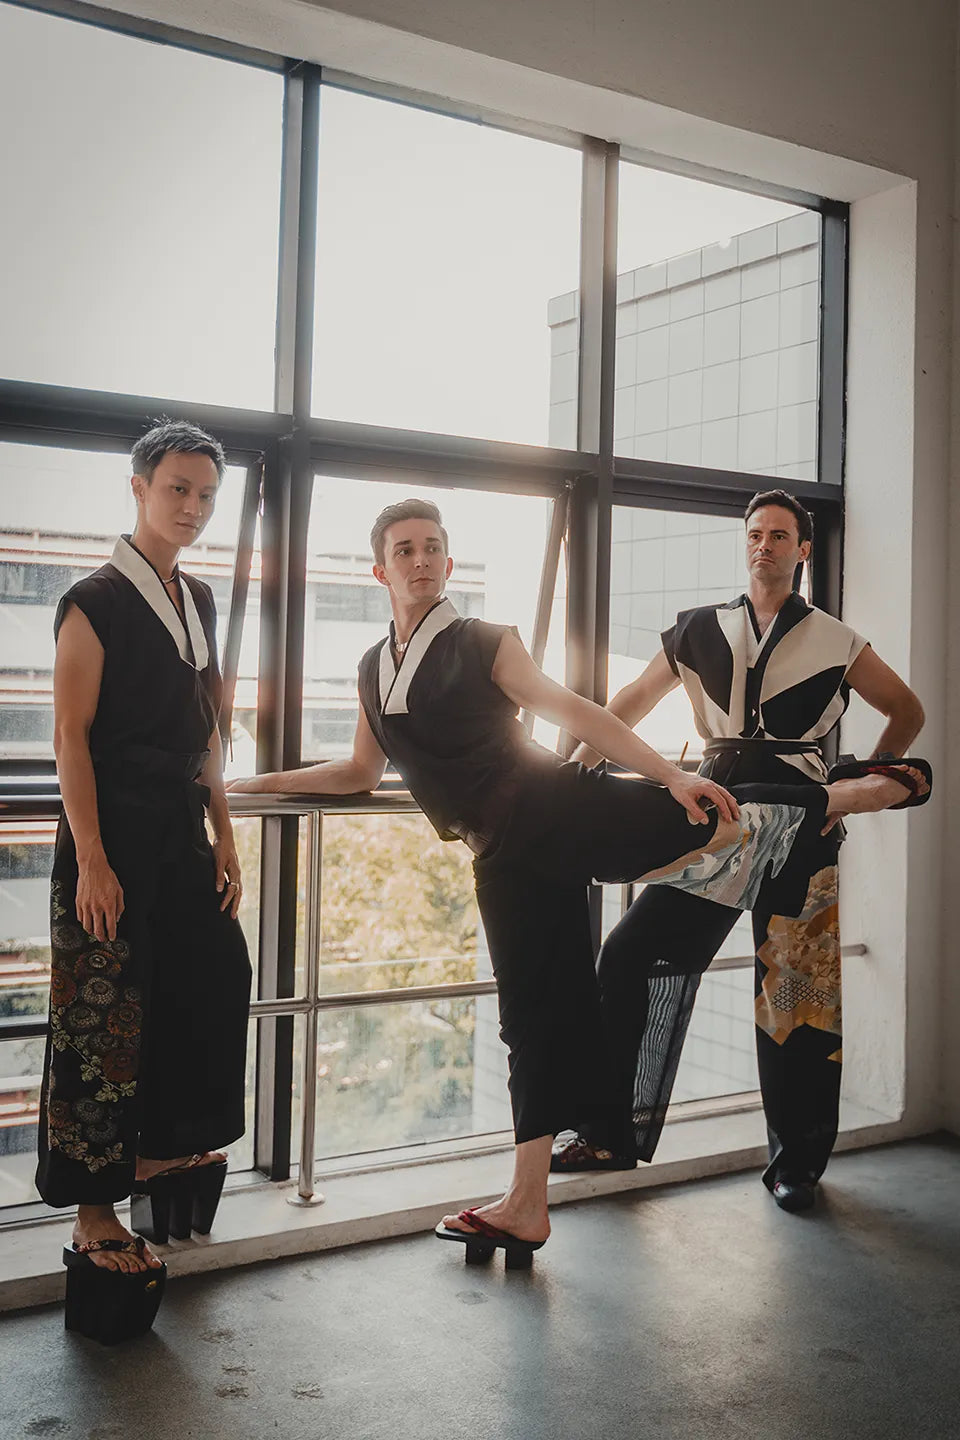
[109,536,209,671]
[750,618,776,664]
[380,597,459,716]
[179,577,209,672]
[377,638,396,714]
[756,594,812,706]
[715,597,749,735]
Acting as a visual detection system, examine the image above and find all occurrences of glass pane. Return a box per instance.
[303,475,564,761]
[227,816,263,994]
[0,443,259,769]
[227,812,310,1002]
[599,163,821,478]
[0,1038,44,1207]
[313,87,581,446]
[672,968,759,1102]
[183,493,263,777]
[0,5,282,409]
[308,994,510,1162]
[318,814,478,995]
[610,504,751,765]
[0,820,54,1032]
[0,819,260,1192]
[223,1016,258,1175]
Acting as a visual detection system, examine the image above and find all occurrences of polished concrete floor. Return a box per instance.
[3,1136,960,1440]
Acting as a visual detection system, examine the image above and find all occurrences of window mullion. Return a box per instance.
[818,201,848,489]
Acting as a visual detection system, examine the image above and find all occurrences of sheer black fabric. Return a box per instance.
[594,744,841,1173]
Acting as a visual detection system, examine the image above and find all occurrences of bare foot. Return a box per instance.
[827,766,929,817]
[135,1151,226,1183]
[72,1206,162,1273]
[440,1194,550,1244]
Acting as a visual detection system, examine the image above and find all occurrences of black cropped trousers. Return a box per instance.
[472,762,833,1147]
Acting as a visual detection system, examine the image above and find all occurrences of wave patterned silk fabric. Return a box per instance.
[645,802,805,910]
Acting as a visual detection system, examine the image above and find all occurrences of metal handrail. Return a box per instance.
[0,781,868,1204]
[289,810,324,1206]
[0,782,434,1204]
[0,783,422,823]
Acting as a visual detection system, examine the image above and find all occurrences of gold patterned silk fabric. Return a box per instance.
[754,865,842,1060]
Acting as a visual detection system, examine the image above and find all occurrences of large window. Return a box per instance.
[0,0,846,1210]
[0,6,282,409]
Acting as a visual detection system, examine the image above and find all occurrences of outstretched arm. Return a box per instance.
[845,646,925,758]
[571,648,680,767]
[492,632,736,823]
[227,702,388,795]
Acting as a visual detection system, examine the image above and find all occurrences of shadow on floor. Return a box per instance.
[4,1135,959,1440]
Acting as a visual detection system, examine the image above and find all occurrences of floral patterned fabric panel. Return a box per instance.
[47,879,143,1173]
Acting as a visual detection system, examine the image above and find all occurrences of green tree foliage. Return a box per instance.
[234,813,493,1159]
[319,814,478,991]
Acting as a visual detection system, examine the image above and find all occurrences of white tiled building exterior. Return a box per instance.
[548,209,821,481]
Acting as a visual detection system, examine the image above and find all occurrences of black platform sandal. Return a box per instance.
[434,1209,546,1269]
[827,754,933,810]
[131,1154,227,1244]
[63,1238,166,1345]
[191,1157,227,1235]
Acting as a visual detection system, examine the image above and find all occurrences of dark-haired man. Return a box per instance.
[230,496,925,1251]
[554,490,925,1212]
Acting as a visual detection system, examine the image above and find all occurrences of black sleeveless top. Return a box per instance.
[358,599,559,854]
[54,535,221,767]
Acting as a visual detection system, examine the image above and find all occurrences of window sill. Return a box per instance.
[0,1096,907,1314]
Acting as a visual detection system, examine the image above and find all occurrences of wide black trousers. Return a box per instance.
[593,753,842,1186]
[473,762,833,1147]
[36,771,251,1209]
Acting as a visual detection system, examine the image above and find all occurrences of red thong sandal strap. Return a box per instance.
[457,1208,506,1241]
[864,764,922,797]
[157,1153,205,1175]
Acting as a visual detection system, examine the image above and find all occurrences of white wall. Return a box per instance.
[92,0,956,1133]
[945,39,960,1133]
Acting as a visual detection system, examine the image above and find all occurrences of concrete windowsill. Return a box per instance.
[0,1098,910,1314]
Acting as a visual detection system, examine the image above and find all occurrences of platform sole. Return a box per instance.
[63,1249,166,1345]
[435,1223,544,1269]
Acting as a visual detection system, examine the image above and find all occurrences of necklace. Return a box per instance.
[395,638,408,656]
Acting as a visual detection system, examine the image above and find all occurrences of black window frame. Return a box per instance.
[0,0,847,1191]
